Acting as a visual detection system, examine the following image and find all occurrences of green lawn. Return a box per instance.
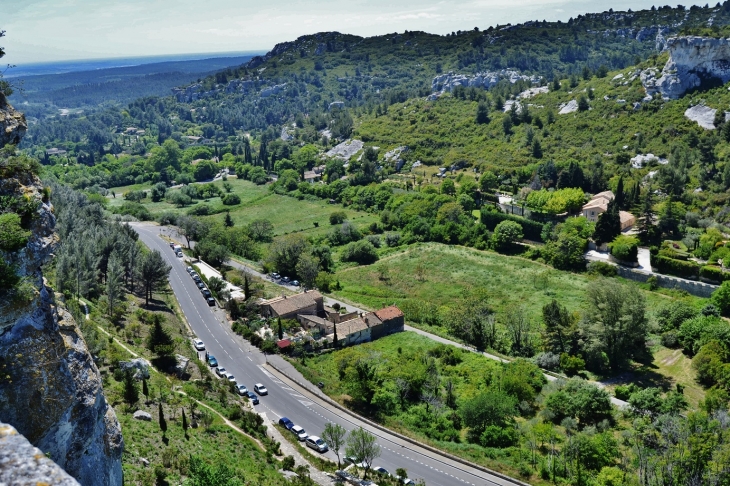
[108,178,378,238]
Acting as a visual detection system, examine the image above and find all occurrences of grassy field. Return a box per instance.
[333,242,693,322]
[108,177,379,239]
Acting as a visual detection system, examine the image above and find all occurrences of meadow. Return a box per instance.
[108,177,379,239]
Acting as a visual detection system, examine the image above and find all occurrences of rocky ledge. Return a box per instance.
[0,93,27,146]
[642,36,730,99]
[0,422,80,486]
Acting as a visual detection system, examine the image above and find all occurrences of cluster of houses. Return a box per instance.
[259,290,404,348]
[303,165,327,183]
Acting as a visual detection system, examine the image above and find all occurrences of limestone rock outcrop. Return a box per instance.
[431,70,540,94]
[0,422,80,486]
[0,93,27,146]
[0,98,123,486]
[643,36,730,99]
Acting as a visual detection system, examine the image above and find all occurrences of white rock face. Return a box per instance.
[643,36,730,99]
[685,104,718,129]
[631,154,669,169]
[326,139,364,160]
[559,100,579,114]
[431,70,540,94]
[119,358,151,380]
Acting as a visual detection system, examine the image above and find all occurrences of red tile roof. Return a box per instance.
[374,306,404,322]
[276,339,292,348]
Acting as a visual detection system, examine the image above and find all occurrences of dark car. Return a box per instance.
[246,391,259,405]
[206,297,216,307]
[197,282,206,290]
[281,276,291,283]
[291,280,300,287]
[278,417,294,430]
[202,289,212,298]
[207,355,218,367]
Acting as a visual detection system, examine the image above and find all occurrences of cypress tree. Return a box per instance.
[278,317,283,340]
[615,176,625,209]
[159,402,167,435]
[142,378,149,398]
[333,323,339,347]
[123,370,139,406]
[182,409,188,432]
[593,199,621,245]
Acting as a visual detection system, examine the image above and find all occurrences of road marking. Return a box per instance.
[298,400,314,407]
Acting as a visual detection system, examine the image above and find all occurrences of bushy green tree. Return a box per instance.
[460,390,518,446]
[492,220,523,250]
[0,213,30,251]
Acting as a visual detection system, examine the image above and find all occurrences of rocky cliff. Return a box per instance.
[0,93,27,146]
[642,36,730,99]
[0,98,123,485]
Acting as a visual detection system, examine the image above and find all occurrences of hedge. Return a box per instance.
[650,253,700,279]
[480,210,544,241]
[700,266,730,283]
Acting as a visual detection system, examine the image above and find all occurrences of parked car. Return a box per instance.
[278,417,294,430]
[254,383,268,395]
[176,251,183,258]
[170,243,175,249]
[190,271,198,278]
[206,297,216,307]
[398,478,415,485]
[246,391,259,405]
[186,266,193,273]
[373,466,390,476]
[202,289,212,298]
[207,355,218,367]
[272,273,280,279]
[305,435,329,453]
[281,276,290,283]
[290,425,308,441]
[215,367,227,377]
[193,275,201,283]
[236,384,248,395]
[343,457,358,466]
[227,375,236,382]
[291,280,300,287]
[197,282,206,290]
[192,339,205,351]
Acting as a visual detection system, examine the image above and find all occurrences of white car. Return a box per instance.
[193,339,205,351]
[227,375,236,383]
[254,383,268,395]
[290,425,308,441]
[236,384,248,395]
[215,367,227,377]
[305,435,328,453]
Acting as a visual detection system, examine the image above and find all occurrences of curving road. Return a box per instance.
[131,222,521,486]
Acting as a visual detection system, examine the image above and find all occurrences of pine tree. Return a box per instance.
[159,402,167,435]
[475,101,490,124]
[106,251,125,319]
[142,378,149,397]
[147,315,175,356]
[224,212,234,228]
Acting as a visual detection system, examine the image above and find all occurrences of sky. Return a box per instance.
[1,0,708,65]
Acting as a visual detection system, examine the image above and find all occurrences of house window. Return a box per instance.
[591,211,594,216]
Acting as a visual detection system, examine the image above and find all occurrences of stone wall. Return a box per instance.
[615,266,717,298]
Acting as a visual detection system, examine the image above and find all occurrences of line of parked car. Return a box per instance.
[183,264,216,307]
[278,416,329,453]
[269,272,300,288]
[192,338,268,405]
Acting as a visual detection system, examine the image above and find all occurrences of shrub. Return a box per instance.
[329,211,347,225]
[0,259,20,290]
[650,253,699,279]
[0,213,30,251]
[712,281,730,316]
[586,261,617,277]
[384,232,401,247]
[492,220,523,250]
[609,235,639,262]
[534,352,560,370]
[365,234,381,248]
[661,331,679,348]
[559,353,586,376]
[113,202,152,221]
[700,266,730,283]
[341,240,378,265]
[187,204,212,216]
[613,383,639,401]
[480,209,544,241]
[222,193,241,206]
[647,276,658,290]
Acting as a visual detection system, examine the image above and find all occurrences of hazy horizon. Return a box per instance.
[3,0,707,65]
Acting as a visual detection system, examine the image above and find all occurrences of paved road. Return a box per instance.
[131,223,519,486]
